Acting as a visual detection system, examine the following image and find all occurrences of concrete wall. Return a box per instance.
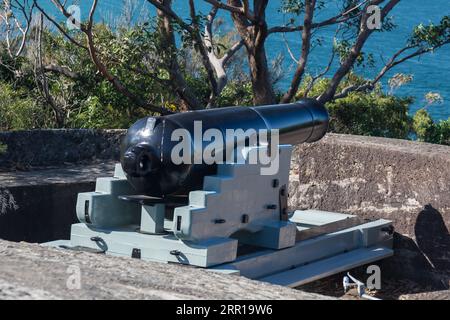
[0,129,125,170]
[0,163,115,242]
[290,133,450,288]
[0,130,449,291]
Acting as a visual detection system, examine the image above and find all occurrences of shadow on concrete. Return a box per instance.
[299,205,450,300]
[367,204,448,299]
[366,204,449,299]
[0,183,91,243]
[414,204,450,285]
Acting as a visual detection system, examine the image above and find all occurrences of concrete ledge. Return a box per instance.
[290,133,450,288]
[0,239,329,300]
[0,130,125,170]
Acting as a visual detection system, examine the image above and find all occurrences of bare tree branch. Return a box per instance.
[303,28,340,98]
[317,0,400,104]
[33,0,88,50]
[221,39,245,66]
[332,39,450,100]
[268,1,368,35]
[281,0,315,103]
[42,64,79,79]
[0,0,34,57]
[36,0,172,114]
[203,4,244,107]
[188,0,219,102]
[34,13,65,127]
[203,0,256,21]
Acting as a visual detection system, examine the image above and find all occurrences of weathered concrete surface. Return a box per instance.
[0,162,116,242]
[0,239,330,300]
[0,130,125,171]
[0,162,116,186]
[1,130,449,299]
[290,133,450,289]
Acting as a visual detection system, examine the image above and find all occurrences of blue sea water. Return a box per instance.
[36,0,450,121]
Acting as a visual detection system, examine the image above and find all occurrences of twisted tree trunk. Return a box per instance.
[229,0,276,105]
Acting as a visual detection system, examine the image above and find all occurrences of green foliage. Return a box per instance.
[1,20,256,130]
[327,93,412,139]
[436,120,450,146]
[0,142,6,155]
[410,16,450,47]
[0,6,448,148]
[413,109,434,141]
[0,82,51,130]
[413,109,450,145]
[334,39,375,68]
[280,0,325,15]
[217,82,254,107]
[298,75,412,139]
[39,25,169,128]
[70,96,132,129]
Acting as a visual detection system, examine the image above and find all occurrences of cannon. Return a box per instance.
[120,99,329,197]
[47,99,394,288]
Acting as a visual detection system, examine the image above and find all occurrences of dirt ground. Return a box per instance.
[298,264,450,300]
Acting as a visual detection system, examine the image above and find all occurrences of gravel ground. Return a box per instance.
[298,264,450,300]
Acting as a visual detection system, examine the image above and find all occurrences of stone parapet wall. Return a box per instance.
[0,129,126,170]
[1,130,449,293]
[290,134,450,288]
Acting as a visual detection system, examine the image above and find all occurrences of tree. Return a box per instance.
[413,93,450,146]
[19,0,450,112]
[0,0,34,59]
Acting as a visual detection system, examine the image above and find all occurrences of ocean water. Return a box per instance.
[36,0,450,121]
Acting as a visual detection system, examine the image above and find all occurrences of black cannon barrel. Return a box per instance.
[121,99,329,196]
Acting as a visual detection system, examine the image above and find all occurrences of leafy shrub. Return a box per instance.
[327,93,412,139]
[69,96,136,129]
[0,82,51,130]
[216,81,254,107]
[413,109,450,145]
[297,76,412,139]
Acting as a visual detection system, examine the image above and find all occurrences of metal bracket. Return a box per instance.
[132,248,141,259]
[279,185,288,221]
